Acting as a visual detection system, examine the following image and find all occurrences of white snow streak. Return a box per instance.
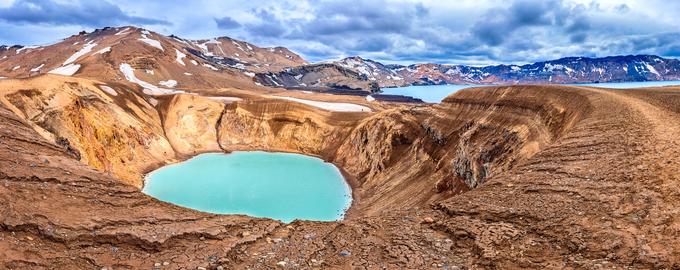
[274,96,372,112]
[95,47,111,54]
[16,46,38,54]
[115,28,130,36]
[175,49,186,66]
[203,63,218,71]
[159,80,177,88]
[204,96,242,103]
[48,64,81,76]
[138,33,164,51]
[64,42,97,65]
[119,64,183,96]
[30,64,45,72]
[645,63,660,76]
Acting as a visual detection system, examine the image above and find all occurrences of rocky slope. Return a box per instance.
[392,54,680,85]
[0,26,312,96]
[4,71,679,268]
[254,63,380,93]
[295,55,680,88]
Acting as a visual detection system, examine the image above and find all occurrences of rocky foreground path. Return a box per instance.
[1,86,680,269]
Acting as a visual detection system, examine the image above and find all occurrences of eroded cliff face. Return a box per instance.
[0,76,175,187]
[216,99,362,157]
[158,94,224,156]
[333,85,590,214]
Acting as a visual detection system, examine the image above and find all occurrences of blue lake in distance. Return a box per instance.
[142,152,352,223]
[381,80,680,103]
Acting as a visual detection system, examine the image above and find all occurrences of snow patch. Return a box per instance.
[95,47,111,54]
[12,66,20,70]
[175,49,186,66]
[274,96,372,112]
[644,63,660,76]
[190,60,198,65]
[30,64,44,72]
[100,85,118,96]
[119,64,183,96]
[48,64,81,76]
[138,33,164,51]
[16,46,38,54]
[159,80,177,88]
[203,63,219,71]
[115,28,130,36]
[64,42,97,65]
[183,72,192,76]
[365,95,375,102]
[204,96,242,103]
[244,71,255,77]
[145,69,154,75]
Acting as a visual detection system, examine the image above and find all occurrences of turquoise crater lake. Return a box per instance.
[142,152,352,223]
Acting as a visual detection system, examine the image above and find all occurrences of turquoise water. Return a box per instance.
[383,80,680,103]
[381,84,484,103]
[142,152,352,223]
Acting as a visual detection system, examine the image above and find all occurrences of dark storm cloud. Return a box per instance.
[0,0,169,27]
[214,16,241,29]
[243,9,287,38]
[301,1,426,36]
[471,0,581,46]
[0,0,677,65]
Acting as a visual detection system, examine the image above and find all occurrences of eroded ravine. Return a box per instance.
[4,76,677,268]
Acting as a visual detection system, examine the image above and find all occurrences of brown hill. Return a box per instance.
[0,26,310,96]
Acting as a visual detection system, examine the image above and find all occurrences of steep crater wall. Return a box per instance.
[0,77,592,216]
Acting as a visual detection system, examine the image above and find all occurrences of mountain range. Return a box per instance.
[1,26,679,95]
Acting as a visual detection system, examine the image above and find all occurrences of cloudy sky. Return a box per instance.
[0,0,678,65]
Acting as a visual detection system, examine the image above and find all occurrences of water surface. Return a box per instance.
[143,152,352,223]
[382,80,680,103]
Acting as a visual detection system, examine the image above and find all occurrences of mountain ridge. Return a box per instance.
[2,26,680,94]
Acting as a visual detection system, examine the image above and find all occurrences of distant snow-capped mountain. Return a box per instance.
[391,55,680,86]
[255,54,680,91]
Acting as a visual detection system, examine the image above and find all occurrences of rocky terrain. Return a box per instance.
[2,69,680,268]
[0,26,308,93]
[2,27,680,269]
[268,55,680,89]
[390,54,680,86]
